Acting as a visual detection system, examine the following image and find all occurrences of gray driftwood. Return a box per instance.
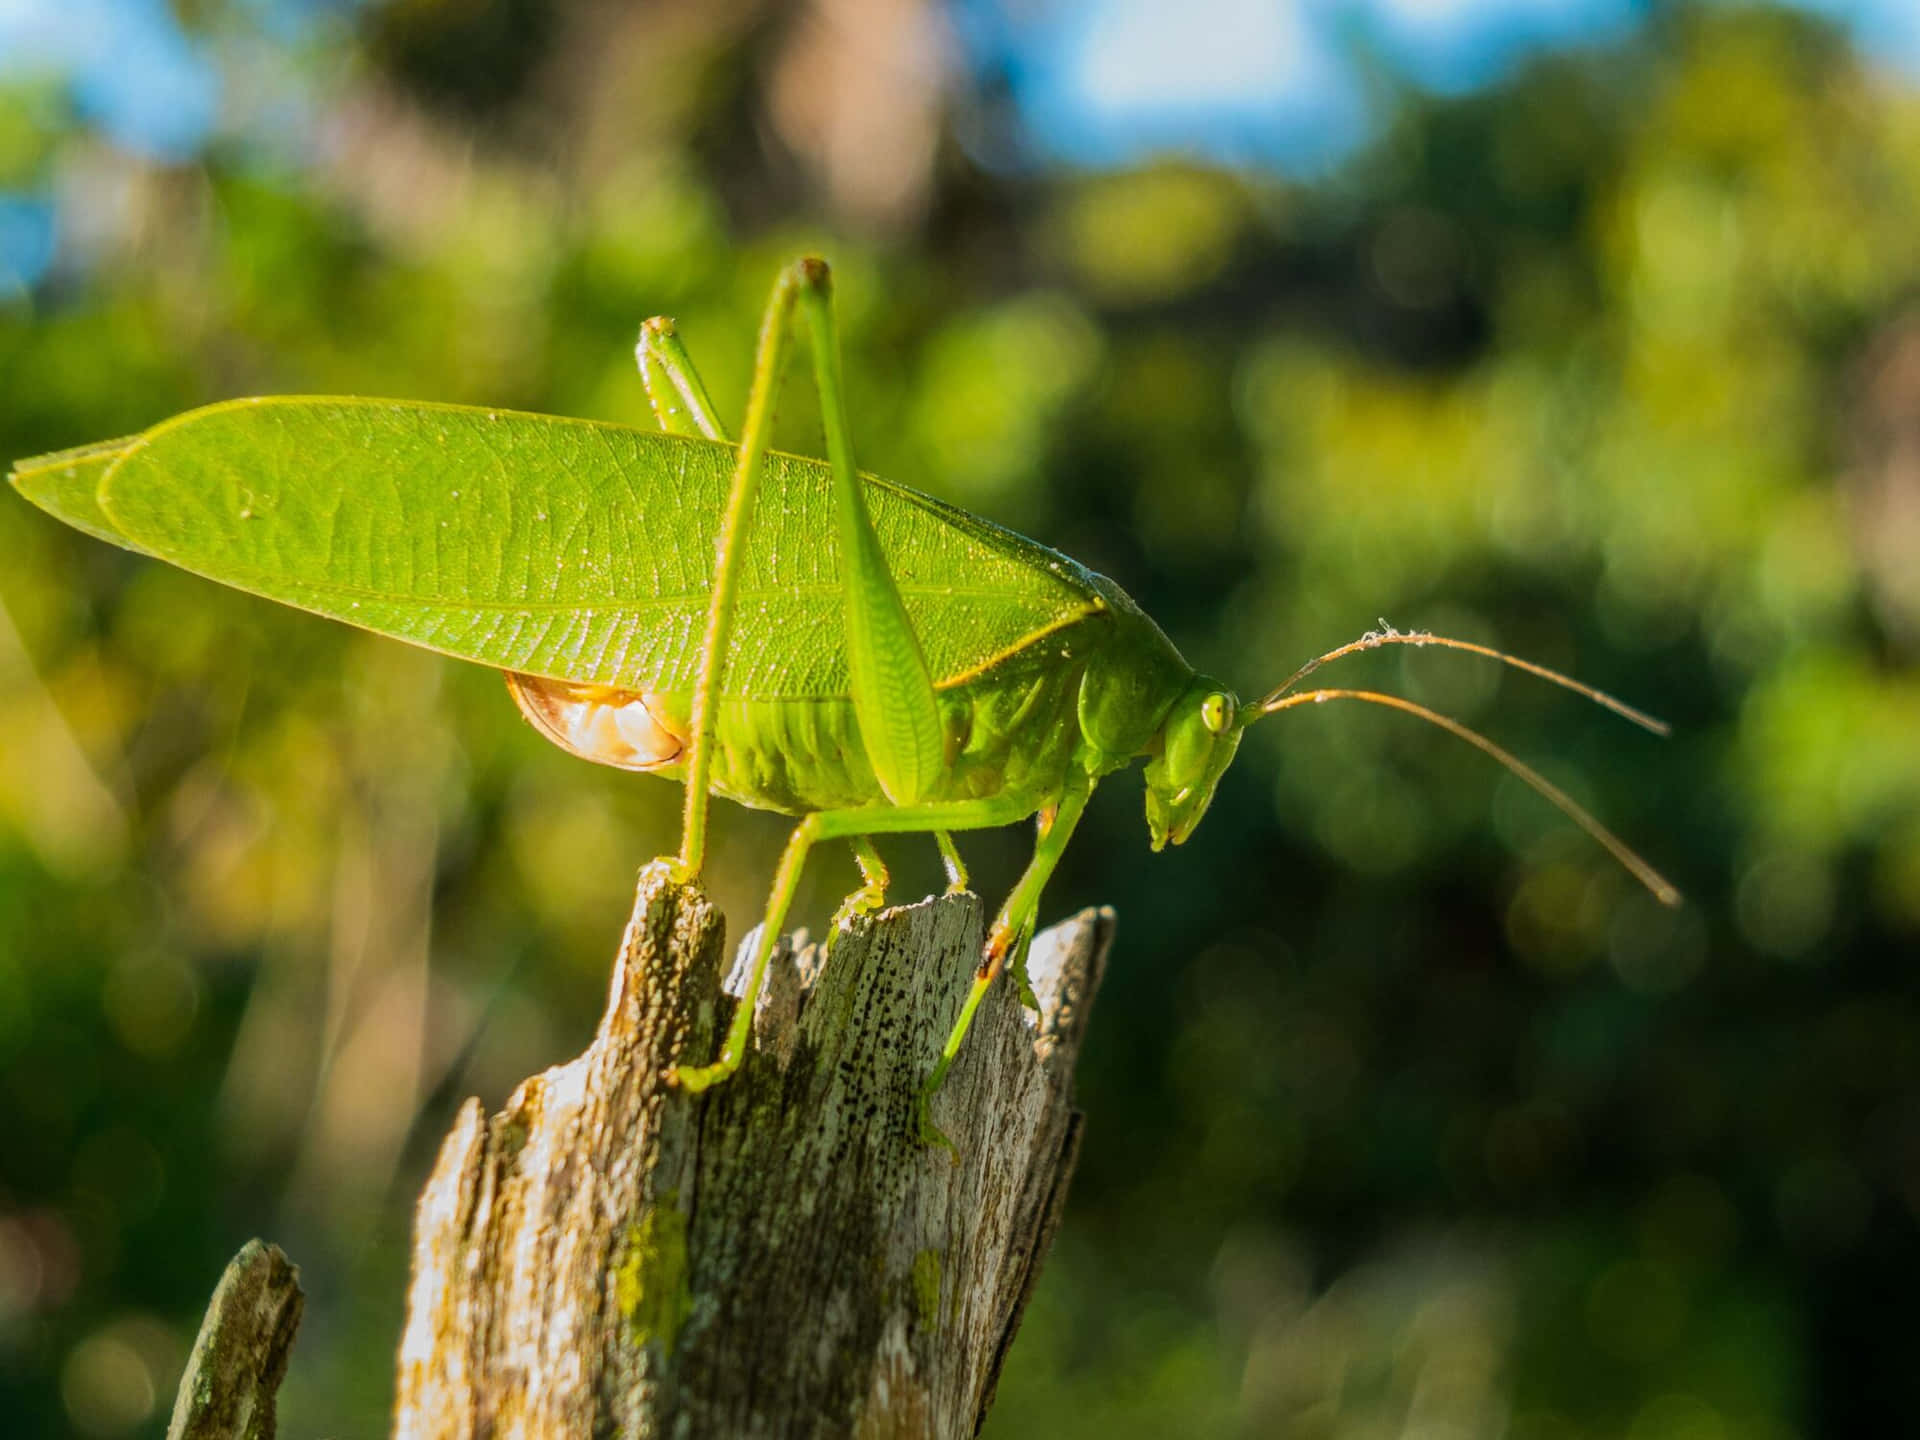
[167,1239,305,1440]
[393,860,1112,1439]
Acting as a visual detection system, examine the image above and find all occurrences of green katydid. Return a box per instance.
[9,256,1677,1129]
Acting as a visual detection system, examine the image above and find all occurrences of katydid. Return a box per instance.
[8,257,1677,1130]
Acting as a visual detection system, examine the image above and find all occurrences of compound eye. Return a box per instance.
[1200,692,1234,735]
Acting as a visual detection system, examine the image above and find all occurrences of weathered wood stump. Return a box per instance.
[393,861,1112,1438]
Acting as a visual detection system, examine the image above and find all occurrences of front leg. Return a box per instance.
[982,769,1094,990]
[635,315,726,441]
[826,836,891,944]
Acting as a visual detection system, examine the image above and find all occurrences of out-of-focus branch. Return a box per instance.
[166,1240,305,1440]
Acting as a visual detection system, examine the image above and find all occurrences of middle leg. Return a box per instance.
[934,831,969,894]
[828,836,892,937]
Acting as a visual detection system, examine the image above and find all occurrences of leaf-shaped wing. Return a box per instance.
[22,397,1099,697]
[11,436,155,555]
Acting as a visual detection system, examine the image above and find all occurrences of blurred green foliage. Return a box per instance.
[2,3,1919,1436]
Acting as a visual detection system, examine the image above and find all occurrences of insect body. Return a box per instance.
[9,258,1674,1133]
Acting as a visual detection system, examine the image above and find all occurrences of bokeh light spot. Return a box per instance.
[1774,1150,1872,1255]
[0,1216,46,1326]
[102,951,201,1059]
[1627,1392,1727,1440]
[1048,167,1248,305]
[1733,850,1834,959]
[1637,1174,1738,1277]
[1506,863,1606,976]
[61,1317,178,1437]
[1587,1258,1687,1364]
[1608,892,1707,994]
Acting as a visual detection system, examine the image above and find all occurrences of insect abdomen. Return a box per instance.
[506,635,1097,818]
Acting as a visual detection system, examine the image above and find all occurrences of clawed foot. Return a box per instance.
[935,832,970,896]
[985,920,1040,1011]
[667,1050,738,1092]
[915,1081,960,1162]
[826,880,888,952]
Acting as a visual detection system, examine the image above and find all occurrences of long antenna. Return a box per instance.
[1256,622,1670,736]
[1254,685,1682,907]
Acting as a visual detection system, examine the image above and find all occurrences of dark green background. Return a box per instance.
[2,4,1917,1435]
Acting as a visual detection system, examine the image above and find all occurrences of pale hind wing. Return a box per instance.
[505,674,688,772]
[84,396,1099,696]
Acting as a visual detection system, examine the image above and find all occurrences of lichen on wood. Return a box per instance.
[167,1239,305,1440]
[393,860,1112,1438]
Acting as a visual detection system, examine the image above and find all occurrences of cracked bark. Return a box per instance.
[392,860,1112,1439]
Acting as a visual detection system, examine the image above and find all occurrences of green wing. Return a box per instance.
[9,396,1101,698]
